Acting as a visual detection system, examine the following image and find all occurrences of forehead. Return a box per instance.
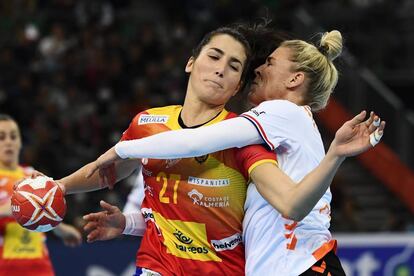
[269,46,292,60]
[203,34,247,63]
[0,120,19,132]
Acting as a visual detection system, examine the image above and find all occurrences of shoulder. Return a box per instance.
[253,100,302,117]
[131,105,181,124]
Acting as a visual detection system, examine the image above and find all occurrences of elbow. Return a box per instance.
[281,206,306,222]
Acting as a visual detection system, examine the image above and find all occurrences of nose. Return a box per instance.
[215,71,223,78]
[254,66,263,78]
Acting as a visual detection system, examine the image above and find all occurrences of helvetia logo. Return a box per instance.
[211,233,242,252]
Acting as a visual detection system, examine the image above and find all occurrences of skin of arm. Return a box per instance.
[250,150,344,221]
[90,111,384,221]
[60,155,141,194]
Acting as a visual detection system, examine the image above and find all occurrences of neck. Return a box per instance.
[181,93,225,127]
[0,161,18,171]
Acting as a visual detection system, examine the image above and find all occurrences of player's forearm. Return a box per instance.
[59,162,104,194]
[115,117,262,159]
[60,159,140,194]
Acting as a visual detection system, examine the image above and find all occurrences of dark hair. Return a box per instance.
[236,19,291,84]
[191,25,252,86]
[0,114,15,122]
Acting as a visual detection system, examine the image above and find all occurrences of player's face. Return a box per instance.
[185,34,246,106]
[248,46,297,106]
[0,120,21,166]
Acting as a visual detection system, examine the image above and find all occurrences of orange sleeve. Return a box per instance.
[235,144,278,179]
[120,111,150,141]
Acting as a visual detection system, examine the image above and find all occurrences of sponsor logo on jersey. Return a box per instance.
[173,228,209,255]
[251,109,266,116]
[173,229,193,244]
[211,232,242,252]
[141,208,155,223]
[188,189,230,208]
[165,159,181,168]
[188,176,230,187]
[138,115,169,125]
[194,154,208,164]
[142,167,152,176]
[153,212,221,261]
[144,184,154,197]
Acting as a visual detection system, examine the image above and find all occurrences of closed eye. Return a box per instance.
[209,55,219,60]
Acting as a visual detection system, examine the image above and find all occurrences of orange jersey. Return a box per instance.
[121,106,276,275]
[0,166,54,276]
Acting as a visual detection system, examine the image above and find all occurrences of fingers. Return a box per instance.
[368,115,380,134]
[86,229,100,243]
[369,120,385,147]
[348,110,367,127]
[83,211,106,222]
[83,221,99,233]
[100,200,119,214]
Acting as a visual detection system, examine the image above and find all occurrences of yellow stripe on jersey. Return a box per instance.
[248,159,278,175]
[145,105,182,130]
[3,222,44,259]
[153,211,222,262]
[145,105,230,131]
[0,168,25,178]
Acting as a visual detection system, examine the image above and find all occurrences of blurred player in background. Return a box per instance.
[0,114,82,276]
[87,30,385,276]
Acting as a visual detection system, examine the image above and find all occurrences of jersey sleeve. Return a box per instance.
[120,111,149,141]
[235,144,277,179]
[240,100,302,150]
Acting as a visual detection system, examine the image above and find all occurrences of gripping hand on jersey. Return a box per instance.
[330,110,386,157]
[83,200,126,243]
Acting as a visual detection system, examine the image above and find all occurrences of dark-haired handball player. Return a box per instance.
[85,30,385,275]
[43,24,283,276]
[0,114,82,276]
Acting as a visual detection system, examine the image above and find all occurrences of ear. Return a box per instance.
[286,72,305,89]
[185,57,195,73]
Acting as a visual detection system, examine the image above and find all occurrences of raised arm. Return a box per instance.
[250,111,385,221]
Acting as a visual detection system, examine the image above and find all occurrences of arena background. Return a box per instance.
[1,0,413,275]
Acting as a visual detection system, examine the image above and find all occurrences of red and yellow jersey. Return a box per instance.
[121,105,276,275]
[0,166,54,276]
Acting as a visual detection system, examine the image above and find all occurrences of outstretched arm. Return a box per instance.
[251,111,385,221]
[60,158,141,194]
[86,117,263,178]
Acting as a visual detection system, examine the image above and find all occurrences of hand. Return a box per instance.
[86,147,121,190]
[13,170,48,191]
[331,111,386,157]
[53,223,82,247]
[83,200,126,243]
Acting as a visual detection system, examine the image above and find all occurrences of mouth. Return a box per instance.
[205,79,223,88]
[4,149,14,155]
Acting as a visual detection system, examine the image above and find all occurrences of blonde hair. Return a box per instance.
[281,30,343,111]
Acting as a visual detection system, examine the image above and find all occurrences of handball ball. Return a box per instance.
[11,176,66,232]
